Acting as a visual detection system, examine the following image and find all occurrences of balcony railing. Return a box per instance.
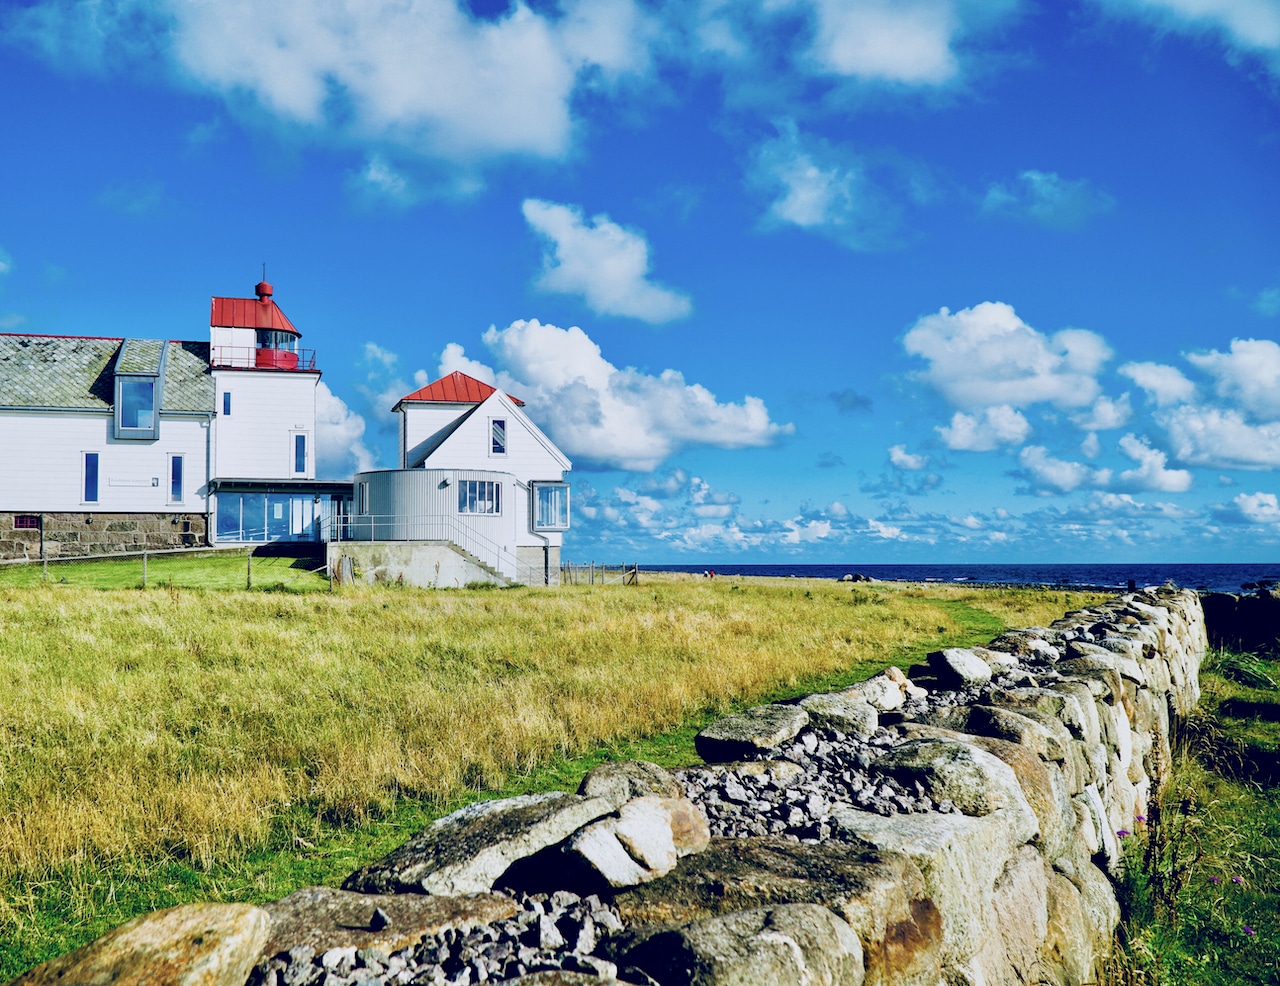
[210,346,317,371]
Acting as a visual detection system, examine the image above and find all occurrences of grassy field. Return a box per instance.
[0,571,1106,976]
[0,550,328,591]
[1108,647,1280,985]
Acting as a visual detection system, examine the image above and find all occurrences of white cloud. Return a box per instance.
[803,0,961,84]
[1071,393,1132,430]
[316,381,376,478]
[13,0,654,163]
[348,154,415,204]
[452,318,791,471]
[904,302,1111,410]
[1090,0,1280,77]
[867,518,907,539]
[1231,491,1280,524]
[938,405,1031,450]
[1186,338,1280,419]
[981,170,1115,229]
[437,342,498,384]
[749,122,908,250]
[1081,431,1102,458]
[1018,445,1111,493]
[355,342,427,423]
[521,199,692,323]
[782,518,833,543]
[888,444,929,470]
[1163,404,1280,468]
[1116,433,1193,492]
[1118,361,1198,407]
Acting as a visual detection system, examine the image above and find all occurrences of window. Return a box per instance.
[13,515,39,530]
[294,434,307,474]
[84,453,99,503]
[458,480,501,515]
[491,418,507,456]
[532,482,571,531]
[169,455,184,503]
[222,392,231,416]
[358,482,370,514]
[114,376,159,439]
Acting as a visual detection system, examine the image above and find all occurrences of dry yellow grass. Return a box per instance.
[0,574,1104,906]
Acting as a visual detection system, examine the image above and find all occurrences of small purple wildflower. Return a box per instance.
[1135,814,1146,823]
[1117,829,1131,837]
[1210,877,1221,884]
[1233,876,1244,885]
[1244,926,1256,936]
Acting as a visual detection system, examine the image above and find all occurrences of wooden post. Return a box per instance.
[590,560,595,585]
[246,552,252,590]
[142,550,147,589]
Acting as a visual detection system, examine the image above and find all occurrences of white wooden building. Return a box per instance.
[0,282,348,559]
[340,371,572,586]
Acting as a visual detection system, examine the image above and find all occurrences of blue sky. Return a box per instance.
[2,0,1280,562]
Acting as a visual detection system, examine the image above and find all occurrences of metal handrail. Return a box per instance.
[324,512,549,585]
[210,346,318,371]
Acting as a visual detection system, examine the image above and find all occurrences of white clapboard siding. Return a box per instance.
[0,410,211,512]
[212,370,317,480]
[415,392,568,485]
[400,403,475,468]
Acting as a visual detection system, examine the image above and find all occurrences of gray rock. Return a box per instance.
[577,760,684,811]
[927,648,993,689]
[799,693,879,737]
[840,673,905,712]
[343,792,614,895]
[569,797,710,888]
[619,904,865,986]
[875,739,1031,819]
[695,705,810,763]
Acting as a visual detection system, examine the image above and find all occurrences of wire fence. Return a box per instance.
[560,561,640,586]
[0,547,331,592]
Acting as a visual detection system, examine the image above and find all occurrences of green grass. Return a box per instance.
[1108,647,1280,985]
[0,551,328,591]
[0,570,1106,977]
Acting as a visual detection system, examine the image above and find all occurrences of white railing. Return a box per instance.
[324,512,549,585]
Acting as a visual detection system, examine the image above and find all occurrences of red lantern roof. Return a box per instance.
[397,370,524,406]
[209,281,300,335]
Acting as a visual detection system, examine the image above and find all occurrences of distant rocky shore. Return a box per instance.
[12,584,1207,986]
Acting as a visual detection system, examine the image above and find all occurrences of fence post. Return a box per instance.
[142,550,147,589]
[246,552,252,590]
[42,555,47,584]
[590,560,595,585]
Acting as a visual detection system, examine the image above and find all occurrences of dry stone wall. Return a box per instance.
[0,511,207,560]
[9,585,1206,986]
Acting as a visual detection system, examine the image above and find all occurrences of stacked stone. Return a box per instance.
[10,585,1208,986]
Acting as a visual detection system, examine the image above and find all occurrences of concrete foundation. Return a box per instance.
[0,511,208,560]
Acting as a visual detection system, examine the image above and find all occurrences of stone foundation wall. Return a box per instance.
[0,512,209,561]
[12,586,1207,986]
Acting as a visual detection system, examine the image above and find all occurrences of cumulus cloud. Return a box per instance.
[437,342,498,384]
[1090,0,1280,78]
[1227,491,1280,524]
[1017,445,1111,493]
[450,318,791,471]
[904,302,1111,411]
[889,444,929,470]
[1162,405,1280,469]
[938,405,1031,450]
[982,170,1115,229]
[1186,338,1280,420]
[749,122,908,251]
[522,199,692,323]
[11,0,654,163]
[1116,433,1193,492]
[1071,394,1132,431]
[1118,361,1198,407]
[316,381,376,478]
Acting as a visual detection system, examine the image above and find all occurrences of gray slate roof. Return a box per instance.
[0,335,214,412]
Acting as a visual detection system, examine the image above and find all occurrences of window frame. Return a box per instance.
[168,453,184,504]
[222,392,231,416]
[291,432,308,476]
[83,452,100,504]
[489,417,508,457]
[13,515,39,531]
[457,479,502,516]
[114,374,160,439]
[530,481,571,531]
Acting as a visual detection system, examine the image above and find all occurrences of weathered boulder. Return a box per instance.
[840,671,906,711]
[342,792,613,895]
[799,692,879,736]
[875,739,1035,820]
[925,704,1071,763]
[964,847,1049,986]
[255,886,516,959]
[927,648,993,689]
[10,903,269,986]
[694,705,810,762]
[610,837,943,986]
[617,904,865,986]
[578,760,684,810]
[989,687,1089,741]
[569,796,710,887]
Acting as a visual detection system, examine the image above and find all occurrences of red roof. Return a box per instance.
[398,370,524,406]
[210,281,300,335]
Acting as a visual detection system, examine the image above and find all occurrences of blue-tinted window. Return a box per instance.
[458,480,501,514]
[533,483,570,530]
[491,418,507,455]
[170,455,183,502]
[119,380,155,430]
[294,434,306,473]
[84,453,99,503]
[222,392,231,416]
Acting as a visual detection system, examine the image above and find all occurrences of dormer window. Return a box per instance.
[120,380,154,430]
[113,339,166,440]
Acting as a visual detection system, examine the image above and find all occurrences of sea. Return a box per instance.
[646,563,1280,594]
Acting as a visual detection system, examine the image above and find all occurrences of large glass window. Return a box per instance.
[458,480,501,515]
[532,482,570,531]
[119,379,155,430]
[491,418,507,455]
[83,452,99,503]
